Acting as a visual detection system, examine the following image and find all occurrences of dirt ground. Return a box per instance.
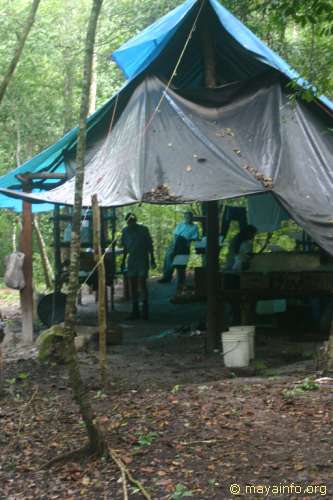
[1,281,333,499]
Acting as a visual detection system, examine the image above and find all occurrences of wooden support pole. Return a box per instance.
[206,201,220,351]
[20,184,33,344]
[110,207,116,311]
[201,2,220,351]
[92,194,107,386]
[53,205,62,292]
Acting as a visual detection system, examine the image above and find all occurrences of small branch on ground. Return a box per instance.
[180,433,238,446]
[109,448,152,500]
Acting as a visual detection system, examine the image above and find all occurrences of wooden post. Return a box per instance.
[92,194,107,386]
[201,2,220,351]
[20,183,34,344]
[110,207,116,311]
[206,202,220,351]
[53,205,62,292]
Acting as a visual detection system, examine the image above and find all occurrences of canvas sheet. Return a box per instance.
[1,74,333,252]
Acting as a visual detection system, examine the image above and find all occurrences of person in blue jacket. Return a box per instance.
[159,211,199,290]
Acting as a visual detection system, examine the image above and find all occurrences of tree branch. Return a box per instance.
[0,0,42,106]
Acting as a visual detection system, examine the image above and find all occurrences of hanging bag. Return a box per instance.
[4,252,26,290]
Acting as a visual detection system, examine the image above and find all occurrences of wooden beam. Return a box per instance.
[53,205,62,291]
[110,207,117,311]
[19,183,34,344]
[92,194,107,387]
[10,181,65,191]
[206,201,220,351]
[201,3,221,351]
[16,172,67,181]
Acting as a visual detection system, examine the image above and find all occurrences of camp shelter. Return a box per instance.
[1,0,333,348]
[1,0,333,211]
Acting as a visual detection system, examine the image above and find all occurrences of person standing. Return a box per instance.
[121,213,156,319]
[159,211,199,290]
[225,224,257,272]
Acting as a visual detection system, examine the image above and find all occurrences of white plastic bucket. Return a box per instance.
[229,325,255,360]
[221,331,250,368]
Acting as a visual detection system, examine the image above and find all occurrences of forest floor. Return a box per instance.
[1,282,333,499]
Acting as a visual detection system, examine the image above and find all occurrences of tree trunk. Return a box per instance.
[12,216,17,252]
[0,0,42,106]
[89,51,97,115]
[63,50,75,133]
[62,6,75,135]
[92,194,108,387]
[15,110,22,166]
[33,215,54,290]
[62,0,106,457]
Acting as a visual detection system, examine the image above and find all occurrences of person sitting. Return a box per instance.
[159,211,199,290]
[121,213,156,320]
[225,224,257,272]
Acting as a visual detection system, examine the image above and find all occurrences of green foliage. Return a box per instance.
[171,484,194,499]
[223,0,333,98]
[297,377,320,391]
[171,383,181,394]
[282,377,320,399]
[136,431,158,447]
[0,0,332,283]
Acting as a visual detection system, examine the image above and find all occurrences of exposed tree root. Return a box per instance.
[43,444,151,499]
[42,445,96,470]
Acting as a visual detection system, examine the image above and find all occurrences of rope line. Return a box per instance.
[63,3,206,299]
[143,0,205,132]
[77,235,117,292]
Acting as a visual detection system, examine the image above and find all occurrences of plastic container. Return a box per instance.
[229,325,255,360]
[221,330,250,368]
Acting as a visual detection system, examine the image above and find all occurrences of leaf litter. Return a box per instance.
[0,356,332,499]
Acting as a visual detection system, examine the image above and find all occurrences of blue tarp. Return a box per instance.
[1,0,332,212]
[0,83,126,211]
[0,129,75,212]
[112,0,197,80]
[113,0,333,110]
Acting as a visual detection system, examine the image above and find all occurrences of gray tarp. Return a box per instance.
[2,74,333,252]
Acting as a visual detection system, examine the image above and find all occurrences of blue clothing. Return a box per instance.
[162,223,198,281]
[173,222,199,242]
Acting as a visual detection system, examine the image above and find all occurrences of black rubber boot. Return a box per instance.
[142,300,149,320]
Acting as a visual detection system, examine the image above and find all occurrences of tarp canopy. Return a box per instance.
[0,77,138,212]
[112,0,333,110]
[1,0,333,255]
[1,0,332,212]
[3,73,333,253]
